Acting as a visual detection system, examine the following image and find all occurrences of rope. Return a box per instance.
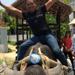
[16,46,56,71]
[38,47,50,75]
[38,47,48,69]
[16,48,34,66]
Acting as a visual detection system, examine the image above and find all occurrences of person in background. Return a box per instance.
[62,31,73,68]
[63,31,72,54]
[72,34,75,56]
[0,0,68,66]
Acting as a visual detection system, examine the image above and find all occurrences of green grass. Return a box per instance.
[0,60,3,65]
[8,41,16,52]
[8,41,16,45]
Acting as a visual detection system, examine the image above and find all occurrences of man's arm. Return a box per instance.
[0,1,22,18]
[45,0,57,11]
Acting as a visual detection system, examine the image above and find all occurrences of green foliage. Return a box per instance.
[0,9,70,38]
[60,22,70,36]
[3,13,16,29]
[45,12,56,24]
[2,12,16,34]
[45,12,70,37]
[8,41,16,45]
[64,0,70,4]
[0,9,4,13]
[0,9,16,34]
[0,60,3,65]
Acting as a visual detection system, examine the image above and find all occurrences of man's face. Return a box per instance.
[25,0,37,12]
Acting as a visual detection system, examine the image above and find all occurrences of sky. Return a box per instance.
[0,0,16,9]
[1,0,16,5]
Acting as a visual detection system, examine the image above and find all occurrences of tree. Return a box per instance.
[2,12,16,34]
[64,0,70,4]
[60,22,70,36]
[0,9,16,34]
[45,12,70,37]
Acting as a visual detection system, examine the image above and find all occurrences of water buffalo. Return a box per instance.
[0,43,69,75]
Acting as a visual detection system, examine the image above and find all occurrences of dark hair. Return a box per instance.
[64,31,71,37]
[19,0,27,11]
[24,65,46,75]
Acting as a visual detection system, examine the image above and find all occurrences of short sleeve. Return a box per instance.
[39,5,47,13]
[22,12,26,19]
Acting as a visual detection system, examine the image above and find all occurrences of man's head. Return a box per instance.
[25,0,37,12]
[65,31,71,37]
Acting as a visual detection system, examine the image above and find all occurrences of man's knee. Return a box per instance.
[52,48,62,55]
[19,42,27,50]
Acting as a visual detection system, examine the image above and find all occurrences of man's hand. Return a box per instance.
[0,1,22,18]
[0,0,3,6]
[0,0,2,5]
[0,0,1,4]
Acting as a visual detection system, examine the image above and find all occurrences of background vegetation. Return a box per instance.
[0,0,71,38]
